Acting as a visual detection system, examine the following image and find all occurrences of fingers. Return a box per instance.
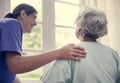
[72,52,86,58]
[72,45,87,56]
[73,48,86,56]
[70,56,81,61]
[58,44,87,61]
[73,45,85,51]
[68,44,84,50]
[70,45,87,61]
[68,44,86,55]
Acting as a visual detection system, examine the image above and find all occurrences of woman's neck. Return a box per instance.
[81,37,97,42]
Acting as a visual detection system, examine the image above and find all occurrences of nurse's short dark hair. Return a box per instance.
[4,3,37,19]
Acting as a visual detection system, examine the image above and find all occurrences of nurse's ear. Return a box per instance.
[75,28,81,39]
[20,10,27,18]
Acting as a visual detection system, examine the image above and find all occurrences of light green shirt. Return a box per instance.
[41,42,120,83]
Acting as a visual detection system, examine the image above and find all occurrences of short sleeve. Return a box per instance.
[0,20,22,55]
[41,60,71,83]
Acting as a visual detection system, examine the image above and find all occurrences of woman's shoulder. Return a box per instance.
[76,42,119,55]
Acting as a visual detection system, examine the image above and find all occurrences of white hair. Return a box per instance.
[75,7,108,39]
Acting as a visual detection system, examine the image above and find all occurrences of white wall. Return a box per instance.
[0,0,10,19]
[97,0,120,54]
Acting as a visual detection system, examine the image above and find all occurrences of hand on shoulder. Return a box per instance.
[57,44,86,61]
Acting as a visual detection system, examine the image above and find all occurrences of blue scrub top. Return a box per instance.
[0,18,22,83]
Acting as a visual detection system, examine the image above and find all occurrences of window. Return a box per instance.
[55,0,80,47]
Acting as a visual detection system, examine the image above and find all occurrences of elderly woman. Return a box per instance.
[41,7,120,83]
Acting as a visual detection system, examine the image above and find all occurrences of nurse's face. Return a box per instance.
[19,10,37,33]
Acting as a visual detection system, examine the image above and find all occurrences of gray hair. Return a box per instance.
[75,7,108,39]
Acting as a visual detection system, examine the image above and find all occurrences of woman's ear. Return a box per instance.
[75,28,81,39]
[20,10,27,18]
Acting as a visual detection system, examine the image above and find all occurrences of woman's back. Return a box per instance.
[71,42,120,83]
[41,42,120,83]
